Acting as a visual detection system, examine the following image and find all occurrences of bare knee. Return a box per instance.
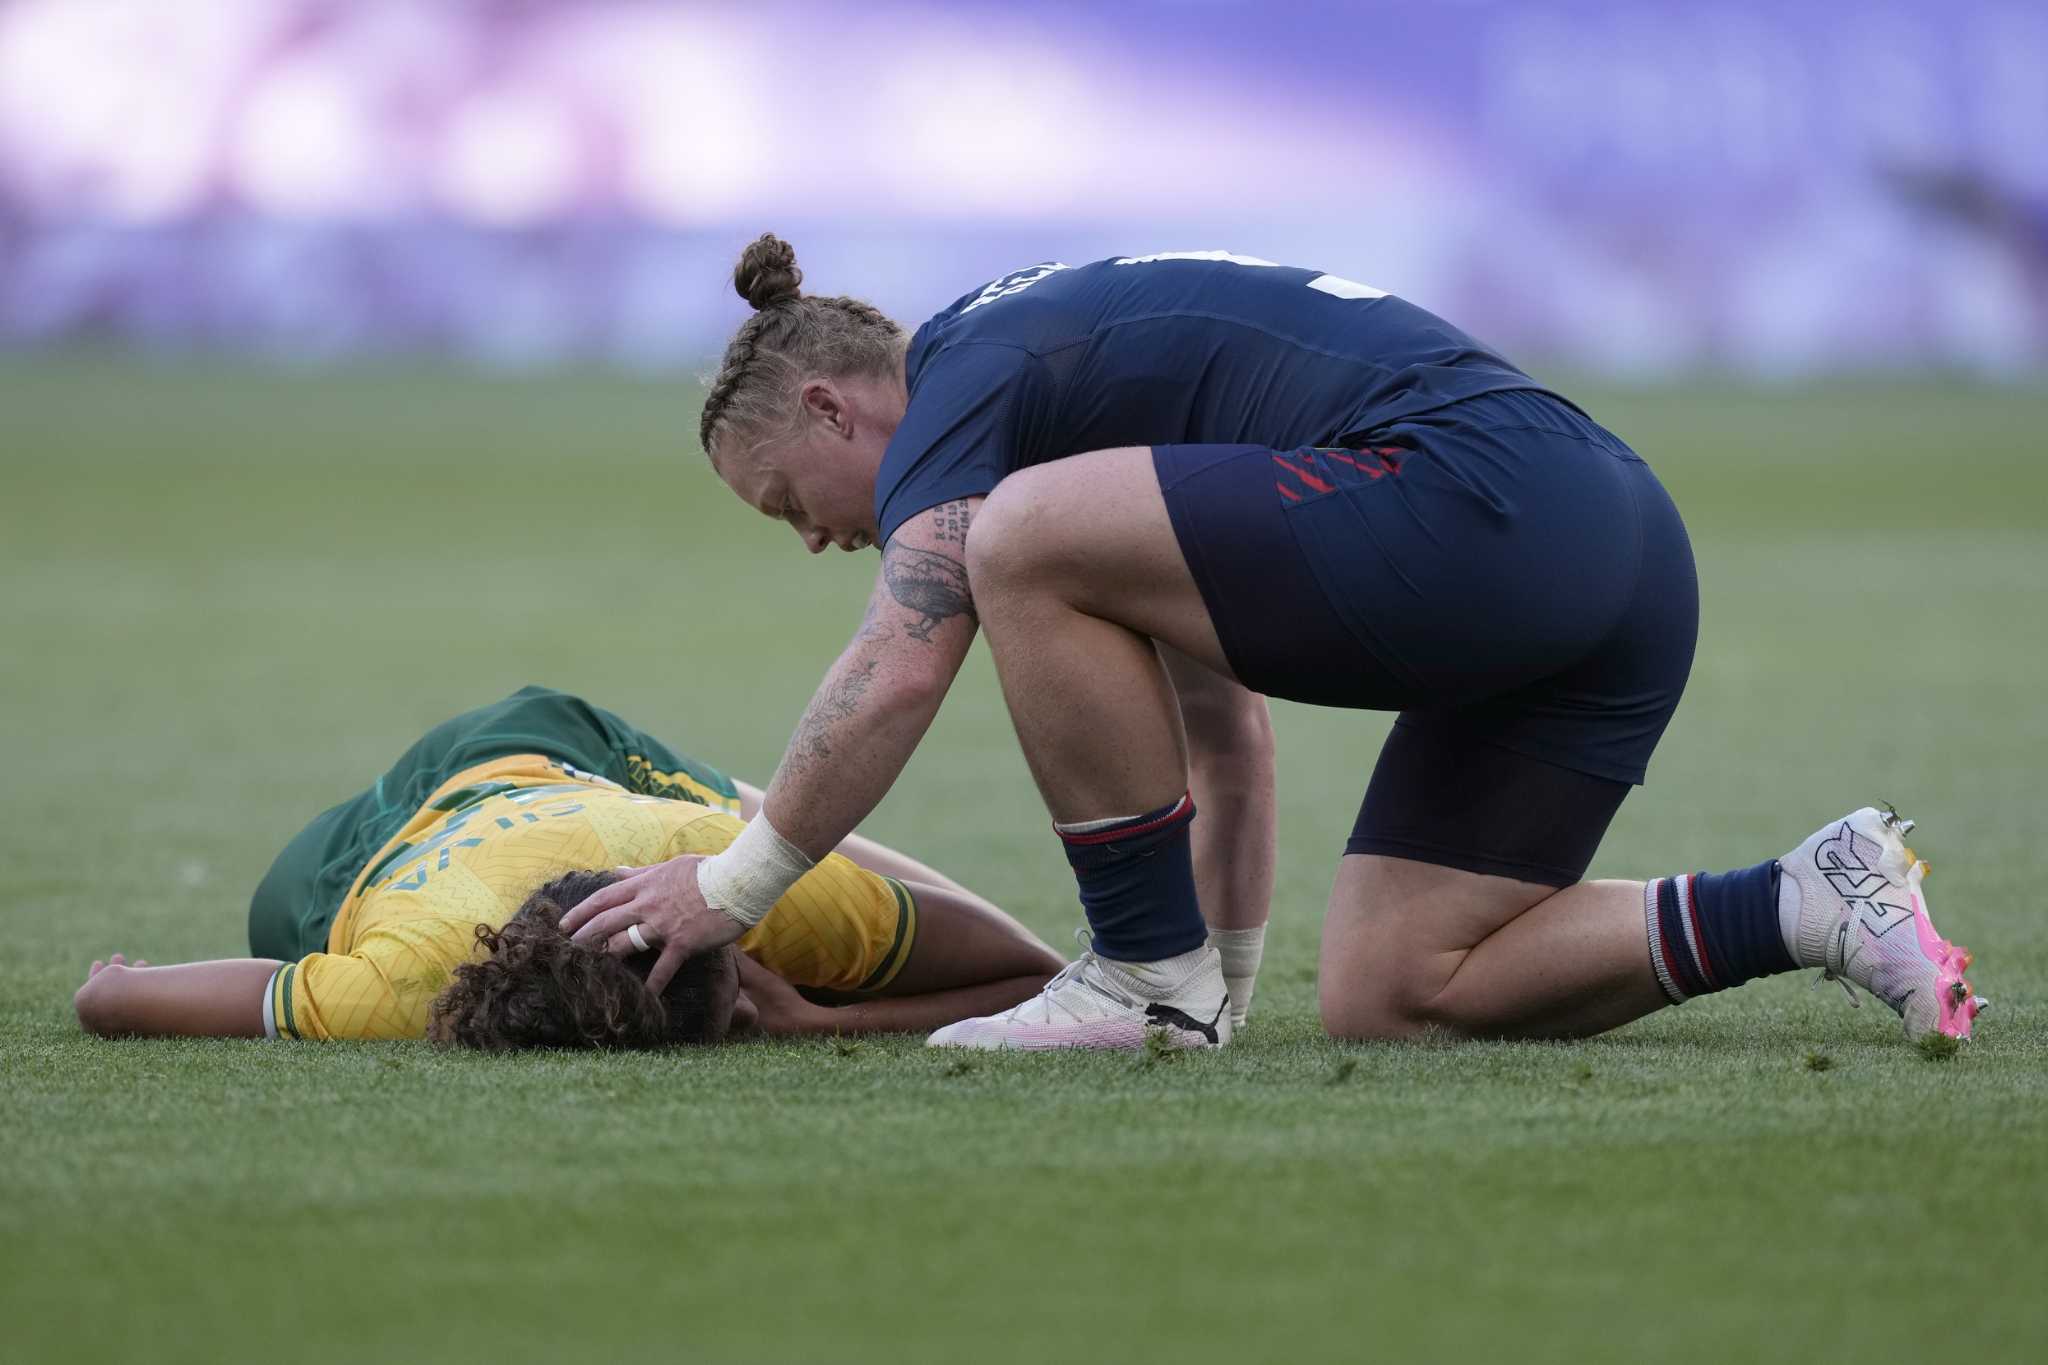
[1318,854,1558,1042]
[964,475,1056,601]
[1317,915,1501,1042]
[1321,998,1409,1042]
[966,449,1149,598]
[1320,969,1463,1042]
[1319,883,1466,1042]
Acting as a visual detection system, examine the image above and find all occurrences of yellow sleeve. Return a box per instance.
[741,859,917,994]
[271,917,482,1040]
[664,812,919,994]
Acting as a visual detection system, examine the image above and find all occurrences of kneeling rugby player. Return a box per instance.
[569,239,1986,1052]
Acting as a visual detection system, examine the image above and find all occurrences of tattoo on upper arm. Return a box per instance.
[877,500,978,643]
[883,543,975,643]
[854,596,893,644]
[930,498,973,546]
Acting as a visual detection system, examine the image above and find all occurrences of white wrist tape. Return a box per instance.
[697,813,815,928]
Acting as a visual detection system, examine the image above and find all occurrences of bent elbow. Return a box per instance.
[74,970,126,1037]
[880,665,953,721]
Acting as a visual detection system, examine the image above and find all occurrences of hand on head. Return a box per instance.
[558,854,750,995]
[428,870,740,1050]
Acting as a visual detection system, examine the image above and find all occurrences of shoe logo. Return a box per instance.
[1144,999,1225,1045]
[1815,822,1911,938]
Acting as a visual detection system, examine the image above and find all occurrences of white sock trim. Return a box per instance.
[1054,793,1192,838]
[1775,857,1812,965]
[1101,944,1212,998]
[1054,811,1149,835]
[1644,879,1687,1006]
[261,966,281,1040]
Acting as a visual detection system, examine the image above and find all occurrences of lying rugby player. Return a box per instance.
[74,687,1062,1047]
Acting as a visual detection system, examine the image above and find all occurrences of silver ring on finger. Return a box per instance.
[626,923,652,954]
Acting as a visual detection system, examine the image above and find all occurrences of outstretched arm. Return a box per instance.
[566,498,986,985]
[741,956,1051,1038]
[756,496,985,856]
[74,954,279,1038]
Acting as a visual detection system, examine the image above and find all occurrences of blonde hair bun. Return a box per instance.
[734,233,803,310]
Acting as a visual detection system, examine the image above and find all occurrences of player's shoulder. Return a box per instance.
[914,251,1334,354]
[929,260,1085,325]
[909,257,1115,361]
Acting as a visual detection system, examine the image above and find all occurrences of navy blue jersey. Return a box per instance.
[874,251,1558,543]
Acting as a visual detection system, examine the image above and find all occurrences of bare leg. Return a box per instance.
[965,446,1233,824]
[1158,644,1276,935]
[1319,854,1668,1040]
[965,448,1671,1037]
[979,592,1183,823]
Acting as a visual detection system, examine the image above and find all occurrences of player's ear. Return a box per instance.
[799,379,851,438]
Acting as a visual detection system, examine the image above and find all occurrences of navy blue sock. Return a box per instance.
[1643,859,1796,1004]
[1056,794,1207,963]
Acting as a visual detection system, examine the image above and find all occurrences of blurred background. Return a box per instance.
[3,0,2045,376]
[6,7,2047,1362]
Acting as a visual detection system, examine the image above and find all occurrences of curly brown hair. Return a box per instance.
[697,232,907,462]
[427,870,732,1051]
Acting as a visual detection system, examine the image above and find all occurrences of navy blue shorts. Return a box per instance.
[1154,389,1698,886]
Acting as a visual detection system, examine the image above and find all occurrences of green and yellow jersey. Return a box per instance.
[262,754,916,1040]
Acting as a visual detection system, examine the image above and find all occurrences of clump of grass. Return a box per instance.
[1324,1058,1358,1086]
[830,1035,864,1058]
[1804,1051,1834,1072]
[941,1057,976,1078]
[1569,1062,1595,1084]
[1137,1027,1182,1067]
[1916,1032,1962,1062]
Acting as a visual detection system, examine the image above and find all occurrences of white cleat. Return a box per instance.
[927,942,1232,1052]
[1779,805,1984,1042]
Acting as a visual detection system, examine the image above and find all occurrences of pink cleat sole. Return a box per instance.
[1899,840,1985,1040]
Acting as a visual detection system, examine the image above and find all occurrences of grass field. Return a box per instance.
[3,355,2044,1364]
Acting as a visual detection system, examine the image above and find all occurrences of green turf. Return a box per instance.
[3,356,2044,1363]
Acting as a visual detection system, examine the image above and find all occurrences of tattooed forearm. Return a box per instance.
[883,543,975,643]
[761,498,983,854]
[788,656,879,768]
